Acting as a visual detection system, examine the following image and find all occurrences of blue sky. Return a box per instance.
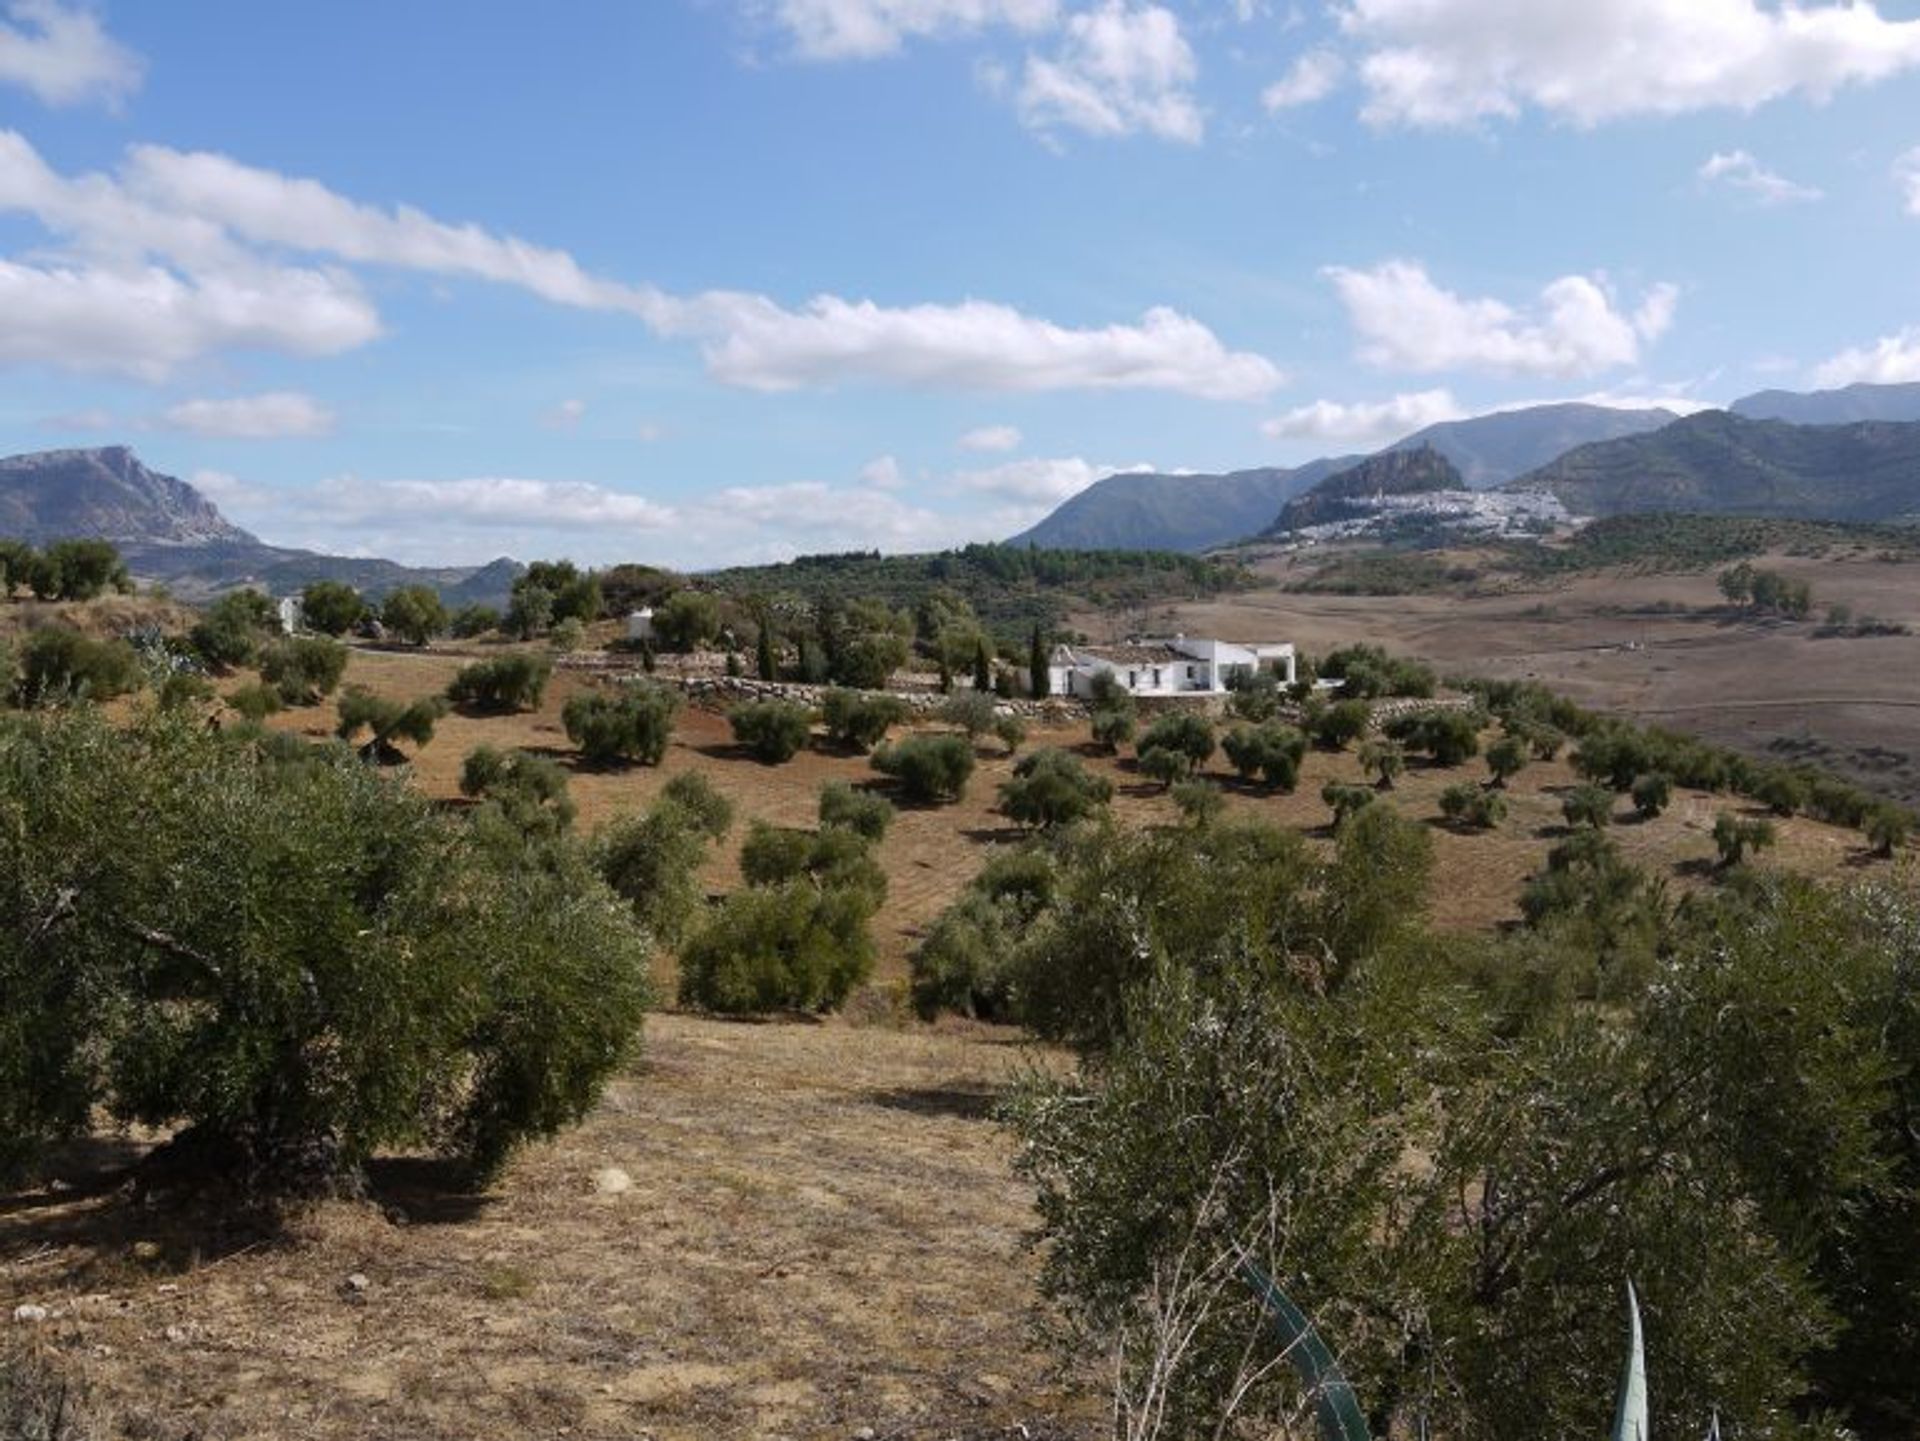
[3,0,1920,568]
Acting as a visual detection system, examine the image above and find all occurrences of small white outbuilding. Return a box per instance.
[625,607,655,643]
[276,595,304,635]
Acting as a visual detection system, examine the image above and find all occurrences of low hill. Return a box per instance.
[1386,401,1677,487]
[1266,444,1465,533]
[1732,380,1920,426]
[0,446,521,608]
[1006,457,1357,552]
[1512,411,1920,521]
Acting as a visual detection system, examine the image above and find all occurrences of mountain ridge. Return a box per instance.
[1266,444,1465,534]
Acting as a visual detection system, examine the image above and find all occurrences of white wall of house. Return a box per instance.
[1049,637,1296,698]
[625,608,654,642]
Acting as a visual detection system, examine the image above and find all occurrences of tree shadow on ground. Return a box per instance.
[865,1085,1002,1123]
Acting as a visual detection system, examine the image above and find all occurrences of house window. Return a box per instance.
[1152,668,1162,687]
[1128,671,1137,688]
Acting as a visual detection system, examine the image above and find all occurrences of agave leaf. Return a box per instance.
[1239,1258,1371,1441]
[1612,1280,1649,1441]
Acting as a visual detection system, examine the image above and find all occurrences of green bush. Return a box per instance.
[335,687,446,764]
[1090,705,1136,752]
[1385,707,1482,767]
[450,604,501,639]
[258,635,349,706]
[1632,771,1673,819]
[1321,781,1377,829]
[26,539,129,601]
[447,654,553,713]
[10,628,141,707]
[940,689,998,742]
[190,589,276,670]
[1713,812,1777,868]
[678,883,876,1013]
[1752,768,1809,818]
[660,771,735,840]
[994,712,1028,755]
[381,585,449,646]
[1313,698,1372,751]
[1221,721,1306,790]
[654,590,721,652]
[999,747,1113,829]
[1439,781,1507,829]
[729,700,813,763]
[1865,804,1911,858]
[1359,737,1406,789]
[818,780,893,842]
[1319,643,1435,699]
[300,580,364,636]
[1170,777,1225,827]
[227,681,283,721]
[820,688,907,751]
[872,732,975,803]
[738,820,887,911]
[0,708,652,1191]
[460,745,576,837]
[1484,733,1528,787]
[593,791,728,948]
[562,683,679,765]
[1561,784,1615,830]
[1136,712,1214,779]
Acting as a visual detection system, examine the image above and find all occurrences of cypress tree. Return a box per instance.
[756,621,776,682]
[973,636,992,692]
[1029,623,1050,699]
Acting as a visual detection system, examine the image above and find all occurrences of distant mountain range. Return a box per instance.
[1510,410,1920,522]
[1008,457,1359,552]
[1009,401,1679,553]
[1266,445,1465,534]
[0,446,520,607]
[1730,381,1920,426]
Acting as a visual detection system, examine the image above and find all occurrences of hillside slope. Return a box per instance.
[1267,444,1465,533]
[1732,380,1920,426]
[1388,401,1677,487]
[1008,458,1357,552]
[1512,411,1920,521]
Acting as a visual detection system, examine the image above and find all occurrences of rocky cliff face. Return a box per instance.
[0,446,257,547]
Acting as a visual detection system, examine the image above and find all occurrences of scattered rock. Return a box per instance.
[343,1272,370,1297]
[853,1429,876,1441]
[11,1304,48,1324]
[163,1324,187,1344]
[592,1167,633,1196]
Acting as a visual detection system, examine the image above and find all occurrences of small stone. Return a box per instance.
[344,1272,370,1293]
[853,1429,877,1441]
[163,1324,187,1344]
[592,1167,633,1196]
[11,1304,48,1324]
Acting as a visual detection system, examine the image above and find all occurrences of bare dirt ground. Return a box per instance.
[1133,548,1920,806]
[3,1015,1094,1441]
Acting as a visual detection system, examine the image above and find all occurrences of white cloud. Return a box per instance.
[859,453,906,488]
[1262,49,1343,110]
[1342,0,1920,128]
[762,0,1059,59]
[542,398,588,430]
[0,0,141,107]
[1260,388,1462,444]
[162,391,336,439]
[1896,146,1920,215]
[649,292,1284,397]
[949,454,1113,503]
[1699,150,1823,205]
[299,476,678,532]
[959,423,1022,451]
[1018,1,1203,143]
[1324,260,1677,378]
[0,131,1278,398]
[1812,328,1920,387]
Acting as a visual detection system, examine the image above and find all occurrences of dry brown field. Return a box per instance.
[3,634,1910,1439]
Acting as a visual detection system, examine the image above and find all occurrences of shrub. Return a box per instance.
[1313,698,1372,751]
[835,630,911,690]
[678,883,876,1013]
[739,820,887,910]
[450,603,502,638]
[1171,777,1225,828]
[994,712,1028,755]
[819,780,893,842]
[1865,804,1911,858]
[1386,708,1482,767]
[300,580,364,635]
[1137,712,1215,778]
[1321,781,1377,829]
[595,798,725,947]
[562,683,679,765]
[335,688,446,764]
[872,732,975,803]
[1221,721,1307,790]
[1319,643,1436,699]
[258,635,349,706]
[549,617,587,653]
[158,671,216,710]
[654,590,721,652]
[10,628,141,707]
[1484,734,1528,788]
[447,654,553,713]
[1359,737,1405,789]
[910,847,1060,1022]
[1000,747,1113,829]
[1713,812,1777,868]
[0,708,652,1191]
[1440,781,1507,829]
[1752,768,1808,818]
[821,688,907,751]
[660,771,735,840]
[1138,746,1187,789]
[940,689,998,743]
[190,589,276,670]
[1562,784,1615,830]
[1090,706,1136,752]
[729,700,813,763]
[460,745,576,837]
[227,681,283,721]
[1226,668,1281,722]
[28,538,129,601]
[1632,771,1673,819]
[382,585,449,646]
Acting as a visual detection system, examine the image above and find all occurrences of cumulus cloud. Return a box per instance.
[859,454,906,488]
[959,423,1022,451]
[1324,260,1678,378]
[162,391,336,439]
[1812,328,1920,387]
[1699,150,1822,205]
[1896,146,1920,215]
[1341,0,1920,128]
[0,130,1278,398]
[0,0,142,107]
[761,0,1059,59]
[1018,1,1203,143]
[1260,388,1462,444]
[948,454,1114,503]
[1262,49,1344,110]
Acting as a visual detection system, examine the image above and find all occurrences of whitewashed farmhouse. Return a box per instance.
[1048,636,1296,699]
